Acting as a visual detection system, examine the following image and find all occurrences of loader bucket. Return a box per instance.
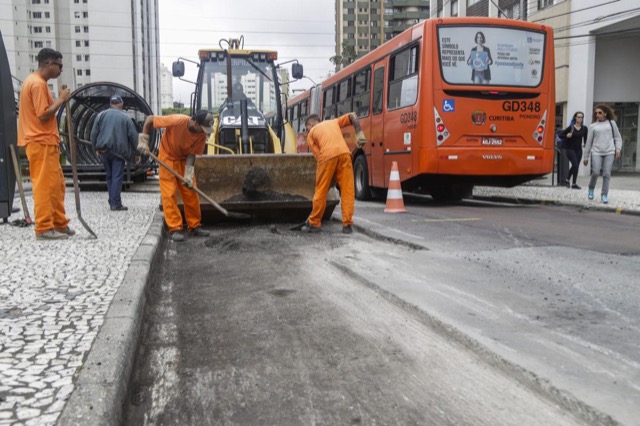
[194,153,339,222]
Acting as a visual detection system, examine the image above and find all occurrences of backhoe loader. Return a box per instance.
[172,37,338,221]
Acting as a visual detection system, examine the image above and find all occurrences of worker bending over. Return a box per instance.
[137,110,213,242]
[302,113,366,234]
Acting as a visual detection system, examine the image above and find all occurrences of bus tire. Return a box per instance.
[354,155,372,201]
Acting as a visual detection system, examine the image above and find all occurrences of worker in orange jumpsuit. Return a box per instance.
[137,110,213,242]
[302,113,366,234]
[17,48,73,240]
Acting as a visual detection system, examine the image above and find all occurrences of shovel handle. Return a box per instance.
[149,152,236,218]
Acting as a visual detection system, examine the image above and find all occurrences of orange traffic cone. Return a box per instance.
[384,161,407,213]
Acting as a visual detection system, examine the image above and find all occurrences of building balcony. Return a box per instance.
[384,11,428,22]
[384,0,429,7]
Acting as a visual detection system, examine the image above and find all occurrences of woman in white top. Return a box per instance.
[583,104,622,204]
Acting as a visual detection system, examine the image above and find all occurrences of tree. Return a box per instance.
[330,41,358,70]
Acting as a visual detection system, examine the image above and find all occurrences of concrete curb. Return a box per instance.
[57,211,165,426]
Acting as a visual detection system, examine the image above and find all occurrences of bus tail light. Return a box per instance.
[434,107,450,146]
[532,111,548,145]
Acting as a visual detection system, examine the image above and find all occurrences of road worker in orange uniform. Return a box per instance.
[17,48,74,240]
[301,113,366,234]
[137,111,213,242]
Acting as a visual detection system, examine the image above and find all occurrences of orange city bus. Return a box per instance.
[287,17,555,201]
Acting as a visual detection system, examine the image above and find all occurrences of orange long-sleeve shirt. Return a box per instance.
[307,114,352,164]
[154,115,206,161]
[17,72,59,147]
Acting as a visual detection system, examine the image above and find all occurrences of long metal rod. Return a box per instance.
[148,152,251,220]
[65,101,97,238]
[9,144,32,225]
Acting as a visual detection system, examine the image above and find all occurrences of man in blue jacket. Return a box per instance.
[90,95,139,211]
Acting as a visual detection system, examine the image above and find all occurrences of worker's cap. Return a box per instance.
[110,95,123,104]
[193,110,214,134]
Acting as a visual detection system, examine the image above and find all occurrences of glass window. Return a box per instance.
[353,68,371,117]
[372,67,384,114]
[337,78,352,116]
[323,87,335,119]
[388,46,418,110]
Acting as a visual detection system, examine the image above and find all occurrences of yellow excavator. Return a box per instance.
[171,36,337,221]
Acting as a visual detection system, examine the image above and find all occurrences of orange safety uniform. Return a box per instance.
[306,114,355,228]
[17,72,70,235]
[154,115,207,233]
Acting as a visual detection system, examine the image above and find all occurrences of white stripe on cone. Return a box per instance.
[385,161,407,213]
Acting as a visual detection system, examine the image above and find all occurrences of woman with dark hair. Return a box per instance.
[559,111,587,189]
[467,31,493,84]
[583,104,622,204]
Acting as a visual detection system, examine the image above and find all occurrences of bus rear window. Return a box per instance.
[438,25,546,88]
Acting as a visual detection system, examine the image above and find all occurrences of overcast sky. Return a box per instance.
[158,0,337,103]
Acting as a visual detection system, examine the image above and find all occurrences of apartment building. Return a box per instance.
[0,0,161,113]
[335,0,430,64]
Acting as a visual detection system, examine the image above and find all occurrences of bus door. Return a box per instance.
[370,63,386,188]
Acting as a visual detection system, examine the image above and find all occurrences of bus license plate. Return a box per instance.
[482,138,503,146]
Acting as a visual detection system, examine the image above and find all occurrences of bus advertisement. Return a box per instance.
[287,17,555,201]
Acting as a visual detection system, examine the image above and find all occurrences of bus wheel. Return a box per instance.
[354,155,372,201]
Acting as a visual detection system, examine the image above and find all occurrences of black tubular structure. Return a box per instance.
[56,82,157,182]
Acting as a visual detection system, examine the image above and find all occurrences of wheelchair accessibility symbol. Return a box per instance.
[442,100,455,112]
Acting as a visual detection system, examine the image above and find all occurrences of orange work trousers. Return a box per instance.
[158,156,202,233]
[307,153,354,228]
[26,143,70,235]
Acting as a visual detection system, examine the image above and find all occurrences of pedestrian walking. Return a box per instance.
[559,111,588,189]
[301,113,366,234]
[17,48,74,240]
[137,111,213,242]
[583,104,622,204]
[90,95,139,211]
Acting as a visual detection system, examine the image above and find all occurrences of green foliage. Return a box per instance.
[330,41,358,69]
[162,107,190,116]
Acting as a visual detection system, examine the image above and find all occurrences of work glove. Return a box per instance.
[137,133,150,155]
[355,130,367,148]
[183,155,195,189]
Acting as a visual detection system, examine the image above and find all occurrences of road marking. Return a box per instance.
[412,218,481,223]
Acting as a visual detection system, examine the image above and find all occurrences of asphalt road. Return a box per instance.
[122,199,640,425]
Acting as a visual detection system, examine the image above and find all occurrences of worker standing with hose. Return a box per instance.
[17,48,73,240]
[137,110,213,242]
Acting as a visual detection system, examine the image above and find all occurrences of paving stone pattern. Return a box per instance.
[0,191,159,425]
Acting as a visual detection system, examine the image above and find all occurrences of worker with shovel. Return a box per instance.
[17,48,73,240]
[301,113,366,234]
[137,110,213,242]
